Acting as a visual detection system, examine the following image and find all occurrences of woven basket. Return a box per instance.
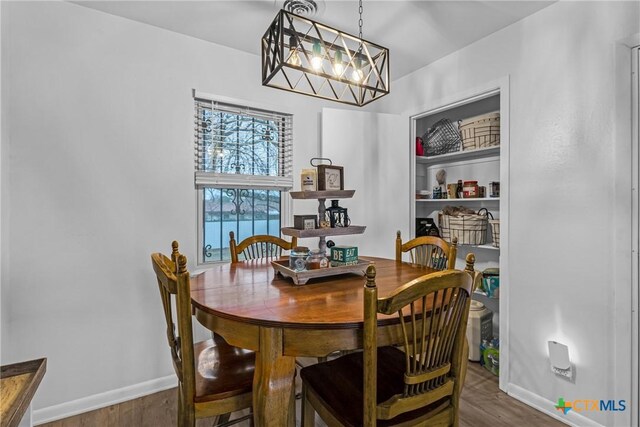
[439,210,490,245]
[423,118,462,156]
[489,219,500,248]
[460,112,500,151]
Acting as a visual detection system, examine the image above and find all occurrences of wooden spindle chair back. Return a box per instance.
[151,242,197,418]
[229,231,297,263]
[363,264,474,425]
[152,242,255,426]
[396,231,458,270]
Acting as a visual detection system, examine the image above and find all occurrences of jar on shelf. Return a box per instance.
[289,246,309,271]
[305,249,329,270]
[463,180,479,198]
[456,180,463,198]
[489,181,500,198]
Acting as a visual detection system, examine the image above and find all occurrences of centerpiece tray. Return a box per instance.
[271,259,371,285]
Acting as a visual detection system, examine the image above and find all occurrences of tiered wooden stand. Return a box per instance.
[275,190,368,285]
[281,190,366,253]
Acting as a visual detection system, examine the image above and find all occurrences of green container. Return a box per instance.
[481,268,500,298]
[483,347,500,376]
[330,246,358,264]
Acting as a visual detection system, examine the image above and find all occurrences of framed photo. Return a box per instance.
[317,165,344,191]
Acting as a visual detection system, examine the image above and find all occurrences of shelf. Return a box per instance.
[289,190,355,200]
[416,197,499,203]
[454,244,499,251]
[416,146,500,165]
[474,290,494,297]
[472,291,499,312]
[272,259,369,285]
[281,225,366,238]
[458,243,500,251]
[475,244,500,251]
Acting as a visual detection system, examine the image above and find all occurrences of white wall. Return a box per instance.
[373,2,639,426]
[0,1,7,366]
[3,1,639,425]
[321,108,408,259]
[0,1,367,420]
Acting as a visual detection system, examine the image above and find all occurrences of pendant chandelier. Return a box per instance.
[261,0,390,107]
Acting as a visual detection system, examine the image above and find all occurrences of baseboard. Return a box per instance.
[32,375,177,425]
[507,383,604,427]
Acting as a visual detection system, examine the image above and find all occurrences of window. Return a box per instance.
[194,93,293,263]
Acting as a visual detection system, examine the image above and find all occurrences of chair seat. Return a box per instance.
[193,338,255,403]
[300,346,451,426]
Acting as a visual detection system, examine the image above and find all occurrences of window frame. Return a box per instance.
[193,90,293,266]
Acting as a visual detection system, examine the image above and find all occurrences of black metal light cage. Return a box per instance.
[261,10,390,107]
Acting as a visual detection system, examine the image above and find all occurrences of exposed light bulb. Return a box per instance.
[287,35,301,67]
[351,57,364,82]
[287,50,301,67]
[333,50,344,76]
[311,41,323,71]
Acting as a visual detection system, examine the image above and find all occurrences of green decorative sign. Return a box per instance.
[330,246,358,266]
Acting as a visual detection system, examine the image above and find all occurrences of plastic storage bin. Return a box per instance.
[466,300,493,361]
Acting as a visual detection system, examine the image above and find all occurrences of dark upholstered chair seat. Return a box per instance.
[193,338,255,403]
[300,346,451,427]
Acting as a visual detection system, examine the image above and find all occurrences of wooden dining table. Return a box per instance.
[190,256,441,426]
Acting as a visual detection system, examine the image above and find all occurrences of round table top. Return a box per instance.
[190,257,437,329]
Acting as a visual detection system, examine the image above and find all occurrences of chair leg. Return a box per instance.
[450,341,469,427]
[301,384,315,427]
[177,388,185,427]
[177,386,195,427]
[180,408,195,427]
[288,371,297,427]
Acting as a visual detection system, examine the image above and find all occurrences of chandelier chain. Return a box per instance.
[358,0,363,40]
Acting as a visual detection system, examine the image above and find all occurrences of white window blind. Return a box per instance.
[193,96,293,190]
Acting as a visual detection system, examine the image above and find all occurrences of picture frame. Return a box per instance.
[317,165,344,191]
[293,215,318,230]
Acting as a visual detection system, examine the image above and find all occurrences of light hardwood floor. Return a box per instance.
[39,362,565,427]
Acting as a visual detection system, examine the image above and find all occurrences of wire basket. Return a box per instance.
[439,208,492,245]
[489,219,500,248]
[422,119,461,157]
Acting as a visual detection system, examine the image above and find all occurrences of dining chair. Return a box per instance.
[151,241,255,427]
[396,231,458,270]
[300,255,477,427]
[229,231,297,263]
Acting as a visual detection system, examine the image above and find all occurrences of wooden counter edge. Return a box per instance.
[1,358,47,427]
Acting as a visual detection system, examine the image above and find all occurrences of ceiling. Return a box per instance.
[72,0,553,79]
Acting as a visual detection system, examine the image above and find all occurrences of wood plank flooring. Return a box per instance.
[39,362,565,427]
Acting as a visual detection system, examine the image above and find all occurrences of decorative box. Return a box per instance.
[330,246,358,266]
[293,215,317,230]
